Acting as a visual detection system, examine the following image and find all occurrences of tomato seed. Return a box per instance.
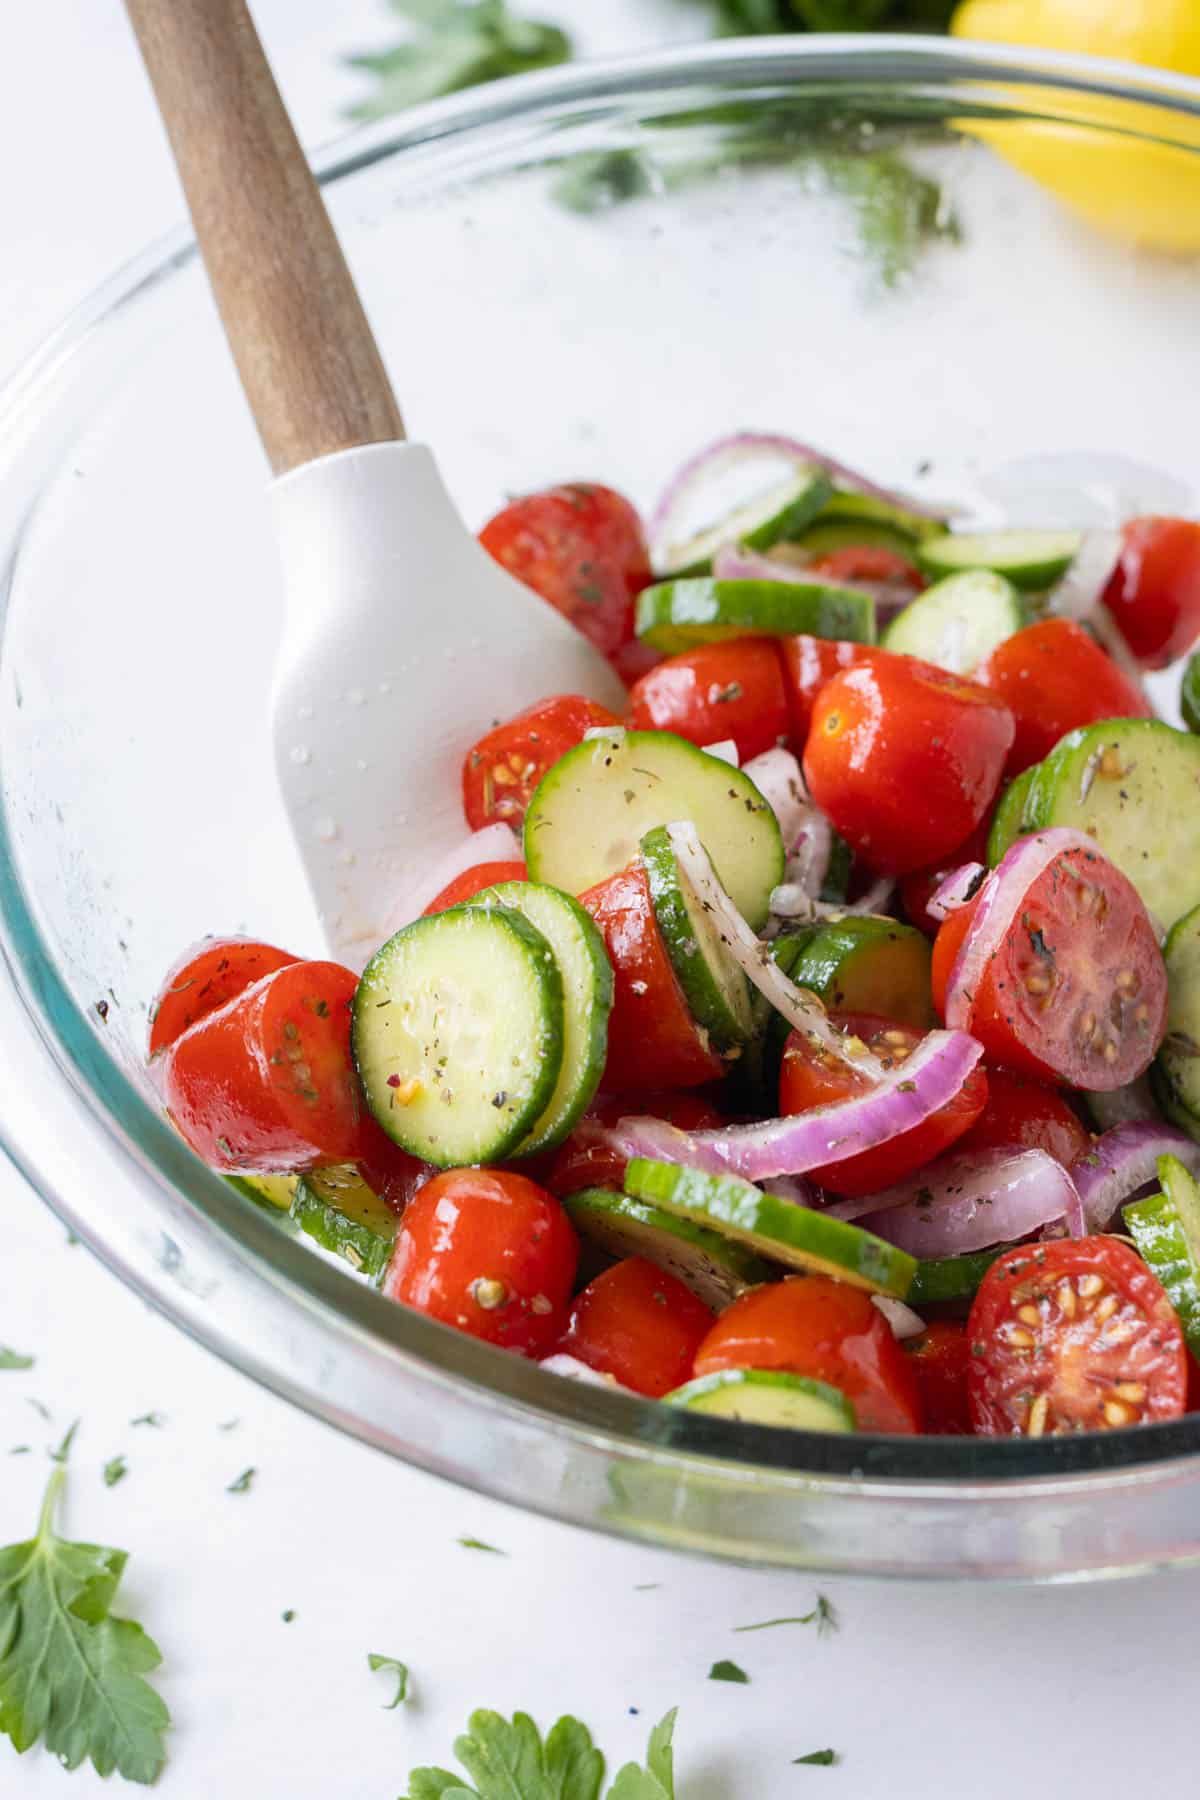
[1026,1393,1049,1437]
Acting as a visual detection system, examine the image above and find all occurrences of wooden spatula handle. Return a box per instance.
[124,0,404,474]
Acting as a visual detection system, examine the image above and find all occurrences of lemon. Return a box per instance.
[951,0,1200,252]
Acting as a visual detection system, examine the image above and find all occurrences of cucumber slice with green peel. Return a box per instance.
[1124,1154,1200,1355]
[664,1369,856,1432]
[881,570,1027,674]
[225,1172,298,1212]
[724,930,817,1114]
[820,831,853,905]
[477,881,613,1153]
[908,1245,1010,1305]
[986,766,1038,867]
[563,1188,771,1309]
[917,529,1083,591]
[634,578,876,654]
[624,1159,917,1297]
[524,728,784,931]
[788,916,935,1031]
[660,468,834,577]
[352,903,564,1167]
[1183,652,1200,736]
[292,1171,395,1281]
[790,518,926,561]
[1153,902,1200,1137]
[640,826,752,1052]
[810,487,949,546]
[1025,718,1200,929]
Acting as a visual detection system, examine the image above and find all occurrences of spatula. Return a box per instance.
[123,0,625,968]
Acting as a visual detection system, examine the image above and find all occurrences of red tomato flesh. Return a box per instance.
[148,937,298,1058]
[479,482,652,669]
[1103,516,1200,670]
[778,1013,988,1198]
[904,1321,972,1436]
[422,860,528,914]
[967,1238,1186,1435]
[957,1067,1090,1168]
[557,1256,714,1397]
[580,864,725,1091]
[973,618,1153,777]
[627,637,788,764]
[808,546,925,590]
[931,846,1167,1089]
[693,1275,924,1433]
[803,653,1015,875]
[548,1090,725,1197]
[382,1168,577,1356]
[163,960,369,1172]
[462,693,620,831]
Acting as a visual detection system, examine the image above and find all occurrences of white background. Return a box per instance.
[3,4,1200,1795]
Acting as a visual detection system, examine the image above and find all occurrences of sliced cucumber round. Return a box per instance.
[1183,651,1200,736]
[664,1368,856,1432]
[523,728,784,932]
[986,766,1037,867]
[661,467,834,577]
[1025,718,1200,929]
[908,1245,1010,1305]
[788,916,934,1031]
[634,578,876,655]
[881,570,1027,674]
[917,529,1082,591]
[352,903,564,1166]
[811,487,949,546]
[624,1159,917,1298]
[1153,901,1200,1137]
[1124,1155,1200,1356]
[791,518,924,561]
[225,1172,298,1212]
[640,825,752,1053]
[563,1187,770,1309]
[478,881,612,1154]
[723,930,817,1115]
[292,1167,396,1281]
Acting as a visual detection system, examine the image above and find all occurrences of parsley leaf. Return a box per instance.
[48,1420,80,1466]
[402,1708,679,1800]
[0,1349,33,1372]
[102,1457,127,1489]
[794,1748,839,1765]
[708,1659,749,1684]
[227,1468,256,1494]
[369,1652,410,1709]
[0,1467,170,1782]
[346,0,571,122]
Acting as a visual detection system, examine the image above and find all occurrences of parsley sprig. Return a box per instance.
[403,1706,678,1799]
[0,1467,170,1783]
[346,0,571,121]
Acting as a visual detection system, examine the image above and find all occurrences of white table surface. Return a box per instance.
[3,5,1199,1795]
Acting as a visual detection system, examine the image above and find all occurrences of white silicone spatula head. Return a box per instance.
[124,0,625,967]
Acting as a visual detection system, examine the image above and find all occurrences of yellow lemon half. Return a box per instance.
[952,0,1200,253]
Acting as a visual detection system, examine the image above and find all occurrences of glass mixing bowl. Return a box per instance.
[4,36,1200,1581]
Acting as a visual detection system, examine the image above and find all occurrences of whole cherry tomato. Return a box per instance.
[148,937,298,1058]
[1102,517,1200,669]
[557,1257,714,1396]
[627,638,789,764]
[957,1068,1090,1168]
[382,1168,577,1356]
[904,1321,971,1435]
[973,618,1152,776]
[778,636,880,746]
[462,694,620,831]
[693,1275,924,1433]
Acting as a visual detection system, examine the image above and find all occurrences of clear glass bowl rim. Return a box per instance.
[5,32,1200,1503]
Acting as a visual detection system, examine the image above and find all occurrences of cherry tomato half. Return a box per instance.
[807,546,925,590]
[479,482,652,669]
[462,694,620,831]
[803,653,1015,875]
[931,846,1167,1089]
[580,864,726,1092]
[898,818,991,940]
[778,1013,987,1197]
[1103,517,1200,670]
[627,638,789,764]
[163,960,369,1172]
[967,1238,1186,1435]
[957,1068,1090,1168]
[547,1090,725,1197]
[382,1168,577,1356]
[148,937,298,1058]
[904,1321,971,1436]
[778,636,880,746]
[557,1257,714,1397]
[693,1275,924,1433]
[973,618,1152,777]
[422,860,528,914]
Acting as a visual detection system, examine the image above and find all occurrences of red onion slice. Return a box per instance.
[701,738,739,768]
[944,828,1100,1032]
[608,1028,983,1182]
[849,1148,1081,1258]
[1047,528,1123,624]
[382,821,522,935]
[649,431,949,561]
[1071,1122,1200,1231]
[872,1295,926,1340]
[741,748,808,852]
[927,862,986,924]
